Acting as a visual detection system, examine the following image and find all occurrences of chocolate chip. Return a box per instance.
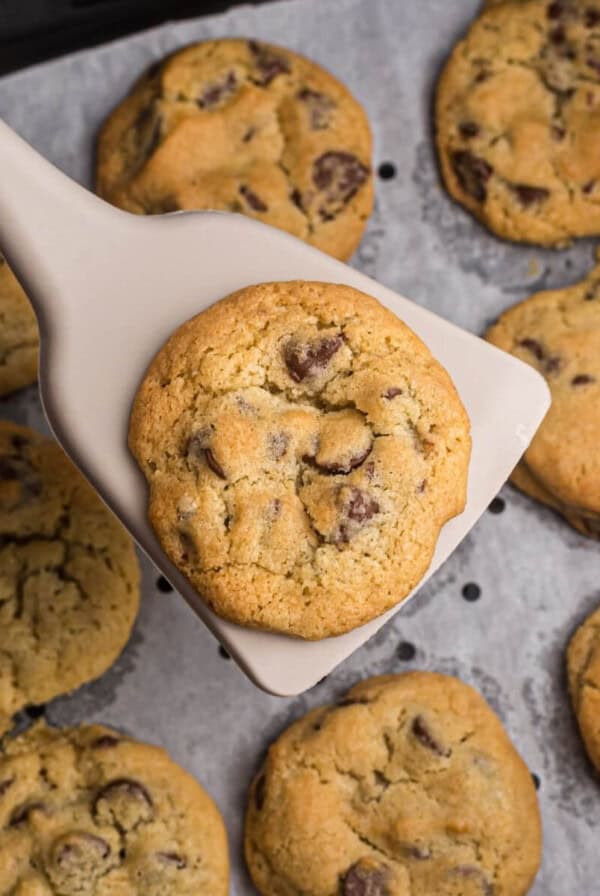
[239,184,268,212]
[290,187,305,212]
[0,777,15,797]
[297,87,335,129]
[269,432,289,460]
[304,445,372,476]
[10,801,47,826]
[346,488,379,523]
[550,25,567,43]
[11,434,29,451]
[248,40,291,85]
[313,152,369,211]
[551,124,566,140]
[283,334,344,382]
[449,866,493,896]
[205,448,226,479]
[518,338,545,361]
[197,71,237,108]
[254,773,267,810]
[411,715,451,757]
[242,127,255,143]
[583,179,596,195]
[55,833,111,867]
[585,8,600,27]
[93,779,154,830]
[155,851,187,869]
[341,861,390,896]
[383,387,403,399]
[143,196,180,215]
[451,151,492,202]
[91,735,121,749]
[511,184,550,206]
[547,1,565,17]
[571,374,596,385]
[459,121,480,139]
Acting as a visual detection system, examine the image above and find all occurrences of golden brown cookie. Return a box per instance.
[436,0,600,246]
[0,256,38,397]
[0,721,229,894]
[245,672,542,896]
[567,604,600,771]
[129,281,471,640]
[485,259,600,534]
[0,422,140,734]
[96,38,373,260]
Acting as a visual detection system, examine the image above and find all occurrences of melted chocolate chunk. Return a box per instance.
[459,121,480,139]
[197,71,237,108]
[240,184,268,212]
[91,735,121,749]
[346,488,379,523]
[451,151,492,202]
[383,387,403,399]
[297,87,335,129]
[586,8,600,27]
[93,778,154,830]
[313,152,369,210]
[411,715,451,757]
[283,334,344,382]
[518,338,561,373]
[204,448,226,479]
[519,338,545,361]
[0,777,14,798]
[341,861,390,896]
[248,41,291,85]
[304,445,372,476]
[572,373,596,385]
[550,24,567,43]
[511,184,550,206]
[449,866,493,896]
[10,801,47,826]
[547,1,565,17]
[290,187,305,212]
[254,773,267,810]
[54,833,111,867]
[583,179,596,194]
[155,851,187,869]
[269,432,289,460]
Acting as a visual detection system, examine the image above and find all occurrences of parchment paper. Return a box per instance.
[0,1,598,892]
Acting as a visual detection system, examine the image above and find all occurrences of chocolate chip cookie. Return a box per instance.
[129,281,471,640]
[245,672,542,895]
[436,0,600,246]
[0,721,229,894]
[0,256,38,397]
[0,421,140,734]
[567,603,600,771]
[485,259,600,535]
[96,38,373,260]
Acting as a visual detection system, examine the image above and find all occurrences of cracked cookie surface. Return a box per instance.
[0,721,229,894]
[0,422,140,735]
[0,257,38,397]
[436,0,600,246]
[485,258,600,535]
[128,281,470,639]
[244,672,542,896]
[567,603,600,771]
[96,38,373,261]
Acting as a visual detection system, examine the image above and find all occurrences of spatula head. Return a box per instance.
[37,209,549,696]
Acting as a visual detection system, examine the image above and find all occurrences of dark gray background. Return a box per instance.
[0,0,598,892]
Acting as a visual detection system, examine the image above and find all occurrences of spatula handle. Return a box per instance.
[0,118,121,327]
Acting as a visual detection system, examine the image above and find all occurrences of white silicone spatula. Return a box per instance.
[0,119,550,696]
